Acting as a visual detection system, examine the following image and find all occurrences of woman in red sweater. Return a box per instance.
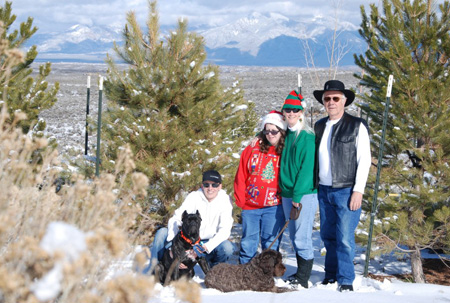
[234,110,287,264]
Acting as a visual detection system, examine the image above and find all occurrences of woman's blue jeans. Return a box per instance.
[143,227,234,274]
[282,193,318,261]
[239,204,285,264]
[318,185,361,285]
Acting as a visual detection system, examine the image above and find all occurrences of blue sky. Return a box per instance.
[10,0,377,33]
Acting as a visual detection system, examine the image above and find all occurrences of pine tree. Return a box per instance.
[0,1,59,135]
[102,1,258,224]
[355,0,450,282]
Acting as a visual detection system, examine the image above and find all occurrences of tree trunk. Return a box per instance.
[410,247,426,283]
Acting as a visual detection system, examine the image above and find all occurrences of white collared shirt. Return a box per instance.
[318,117,371,194]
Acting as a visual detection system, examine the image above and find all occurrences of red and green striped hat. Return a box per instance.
[281,90,304,111]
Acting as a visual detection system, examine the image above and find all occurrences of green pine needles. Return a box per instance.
[0,1,59,136]
[103,1,258,224]
[355,0,450,282]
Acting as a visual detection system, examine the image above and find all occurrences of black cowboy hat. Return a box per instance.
[313,80,355,107]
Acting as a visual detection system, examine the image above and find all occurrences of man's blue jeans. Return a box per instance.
[143,227,234,274]
[282,193,318,261]
[239,204,285,264]
[318,185,361,285]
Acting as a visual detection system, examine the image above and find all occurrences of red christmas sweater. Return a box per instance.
[234,142,282,210]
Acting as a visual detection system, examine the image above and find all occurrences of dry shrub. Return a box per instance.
[101,274,157,303]
[0,105,179,302]
[171,278,202,303]
[0,26,201,302]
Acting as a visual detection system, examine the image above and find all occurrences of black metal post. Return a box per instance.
[85,76,90,155]
[363,75,394,276]
[95,76,103,177]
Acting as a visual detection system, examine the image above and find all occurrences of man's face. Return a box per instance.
[201,181,222,202]
[323,91,346,120]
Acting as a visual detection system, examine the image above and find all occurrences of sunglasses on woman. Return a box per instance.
[263,130,280,135]
[202,182,220,188]
[283,108,301,113]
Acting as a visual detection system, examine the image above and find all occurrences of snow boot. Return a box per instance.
[339,284,353,292]
[286,254,314,288]
[321,278,336,285]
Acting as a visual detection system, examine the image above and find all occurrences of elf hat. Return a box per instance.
[281,90,304,111]
[261,110,287,131]
[313,80,355,106]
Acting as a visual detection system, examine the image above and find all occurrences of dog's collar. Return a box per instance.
[180,230,201,246]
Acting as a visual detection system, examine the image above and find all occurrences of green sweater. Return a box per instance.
[279,129,317,203]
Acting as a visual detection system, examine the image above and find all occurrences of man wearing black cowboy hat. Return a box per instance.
[313,80,371,292]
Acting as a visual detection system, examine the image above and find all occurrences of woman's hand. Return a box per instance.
[290,203,302,220]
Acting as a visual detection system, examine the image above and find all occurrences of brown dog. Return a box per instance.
[204,249,291,293]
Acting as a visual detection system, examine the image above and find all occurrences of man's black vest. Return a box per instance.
[314,112,368,189]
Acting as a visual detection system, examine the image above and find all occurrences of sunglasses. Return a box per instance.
[323,96,344,102]
[283,108,301,113]
[202,182,220,188]
[263,130,280,135]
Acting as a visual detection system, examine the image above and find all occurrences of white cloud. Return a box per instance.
[9,0,444,34]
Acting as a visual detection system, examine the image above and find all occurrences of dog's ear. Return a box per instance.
[182,210,188,221]
[259,250,276,275]
[196,210,201,221]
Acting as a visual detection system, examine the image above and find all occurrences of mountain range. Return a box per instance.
[28,12,366,67]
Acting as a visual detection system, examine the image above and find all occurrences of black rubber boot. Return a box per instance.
[321,278,336,285]
[339,284,354,292]
[286,254,314,288]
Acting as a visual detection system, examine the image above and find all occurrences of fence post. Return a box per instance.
[363,75,394,276]
[85,76,90,155]
[95,76,103,177]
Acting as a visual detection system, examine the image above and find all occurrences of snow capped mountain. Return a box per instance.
[200,12,360,57]
[200,12,309,56]
[199,12,364,66]
[30,12,365,67]
[35,24,121,53]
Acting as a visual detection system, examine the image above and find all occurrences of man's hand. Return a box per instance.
[193,244,207,258]
[349,191,363,211]
[250,137,260,147]
[179,263,188,269]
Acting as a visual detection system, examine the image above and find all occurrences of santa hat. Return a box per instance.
[281,90,304,110]
[261,110,287,130]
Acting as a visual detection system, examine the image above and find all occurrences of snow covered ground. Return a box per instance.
[153,224,450,303]
[32,213,450,303]
[119,223,449,303]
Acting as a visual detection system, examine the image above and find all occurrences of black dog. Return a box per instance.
[156,210,209,285]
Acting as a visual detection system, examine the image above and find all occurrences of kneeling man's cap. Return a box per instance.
[202,170,222,183]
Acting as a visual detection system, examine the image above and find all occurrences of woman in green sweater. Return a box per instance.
[279,90,318,289]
